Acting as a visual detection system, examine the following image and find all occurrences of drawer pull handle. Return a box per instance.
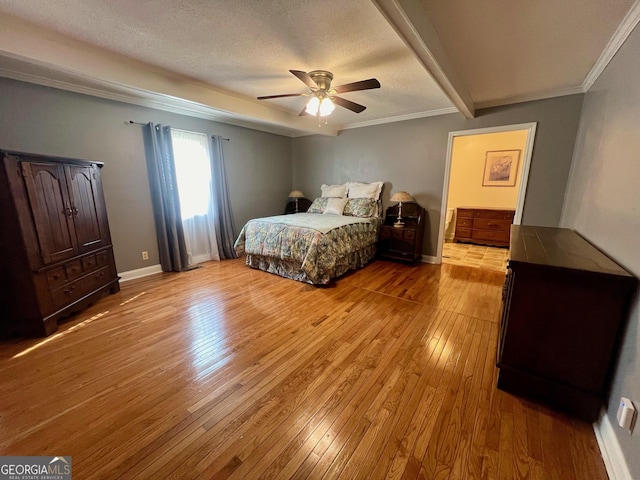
[52,273,61,280]
[95,272,105,280]
[64,286,76,296]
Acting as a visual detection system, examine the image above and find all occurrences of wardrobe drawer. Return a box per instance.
[65,260,83,281]
[46,267,67,288]
[82,254,97,271]
[96,250,110,266]
[457,208,474,218]
[51,266,111,309]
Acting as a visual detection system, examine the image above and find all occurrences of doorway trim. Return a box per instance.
[436,122,537,263]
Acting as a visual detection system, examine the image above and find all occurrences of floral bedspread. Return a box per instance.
[234,213,379,284]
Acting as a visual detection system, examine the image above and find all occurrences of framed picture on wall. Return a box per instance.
[482,150,521,186]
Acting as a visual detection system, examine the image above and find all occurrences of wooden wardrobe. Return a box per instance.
[0,150,120,337]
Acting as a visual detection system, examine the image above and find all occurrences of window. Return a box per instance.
[170,129,212,219]
[170,128,220,264]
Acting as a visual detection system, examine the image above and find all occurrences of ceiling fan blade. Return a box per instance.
[333,78,381,94]
[298,106,309,117]
[332,96,367,113]
[257,93,304,100]
[290,70,318,89]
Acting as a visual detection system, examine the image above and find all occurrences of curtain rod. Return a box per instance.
[127,121,230,141]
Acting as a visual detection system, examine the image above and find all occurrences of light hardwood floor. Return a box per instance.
[0,259,608,479]
[442,243,509,272]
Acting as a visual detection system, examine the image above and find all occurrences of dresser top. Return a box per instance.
[457,206,515,212]
[509,225,634,278]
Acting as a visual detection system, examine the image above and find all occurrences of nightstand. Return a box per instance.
[378,202,426,263]
[284,197,312,214]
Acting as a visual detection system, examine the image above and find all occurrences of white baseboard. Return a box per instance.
[594,408,633,480]
[421,255,438,264]
[118,264,163,282]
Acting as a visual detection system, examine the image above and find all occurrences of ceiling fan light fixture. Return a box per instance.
[305,96,320,115]
[319,97,335,116]
[259,69,379,119]
[306,95,335,117]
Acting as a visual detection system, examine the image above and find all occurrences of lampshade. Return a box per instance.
[305,97,320,115]
[305,96,335,116]
[288,189,304,198]
[390,191,414,203]
[319,97,335,116]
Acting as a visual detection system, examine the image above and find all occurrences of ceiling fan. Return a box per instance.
[257,70,381,118]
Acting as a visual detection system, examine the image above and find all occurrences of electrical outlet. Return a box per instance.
[617,397,637,434]
[142,251,149,260]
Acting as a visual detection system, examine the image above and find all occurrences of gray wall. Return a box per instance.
[0,77,292,272]
[293,94,584,256]
[561,24,640,477]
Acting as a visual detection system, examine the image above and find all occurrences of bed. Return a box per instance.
[234,182,384,285]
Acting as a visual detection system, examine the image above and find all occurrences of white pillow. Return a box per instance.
[347,181,384,199]
[321,183,348,198]
[323,197,348,215]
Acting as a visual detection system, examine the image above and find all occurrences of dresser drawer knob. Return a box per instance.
[52,273,61,280]
[64,286,76,296]
[95,272,105,280]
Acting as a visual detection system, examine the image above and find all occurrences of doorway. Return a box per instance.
[436,123,537,264]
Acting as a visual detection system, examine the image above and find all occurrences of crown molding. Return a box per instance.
[339,107,459,131]
[474,85,586,110]
[0,67,314,138]
[583,0,640,92]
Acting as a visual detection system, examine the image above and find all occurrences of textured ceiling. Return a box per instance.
[420,0,636,106]
[0,0,637,136]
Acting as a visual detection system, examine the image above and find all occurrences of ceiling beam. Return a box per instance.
[373,0,475,118]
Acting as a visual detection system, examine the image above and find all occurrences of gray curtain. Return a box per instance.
[142,123,189,272]
[209,135,237,259]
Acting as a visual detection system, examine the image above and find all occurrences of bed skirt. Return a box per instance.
[245,243,377,285]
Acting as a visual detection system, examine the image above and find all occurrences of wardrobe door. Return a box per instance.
[65,164,108,253]
[21,160,78,265]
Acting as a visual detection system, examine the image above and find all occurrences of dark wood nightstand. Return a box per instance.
[378,202,426,263]
[284,198,312,214]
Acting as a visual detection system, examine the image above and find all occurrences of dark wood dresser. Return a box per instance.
[454,207,515,247]
[378,202,425,263]
[0,150,120,337]
[497,225,637,421]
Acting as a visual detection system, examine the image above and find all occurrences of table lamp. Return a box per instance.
[390,191,414,227]
[288,190,304,213]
